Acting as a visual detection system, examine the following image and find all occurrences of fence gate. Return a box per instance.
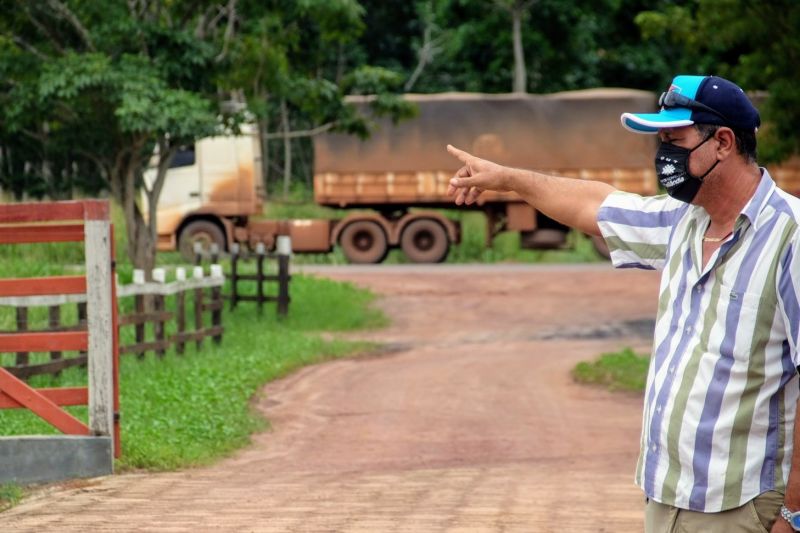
[0,200,119,484]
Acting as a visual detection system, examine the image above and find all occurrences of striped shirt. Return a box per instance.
[597,169,800,512]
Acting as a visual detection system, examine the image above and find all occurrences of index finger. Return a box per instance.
[447,144,474,165]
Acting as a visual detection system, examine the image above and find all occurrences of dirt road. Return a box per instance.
[1,264,661,532]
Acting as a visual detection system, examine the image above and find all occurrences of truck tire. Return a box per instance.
[401,219,449,263]
[178,220,226,261]
[339,220,388,264]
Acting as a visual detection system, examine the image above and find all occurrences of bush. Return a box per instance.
[572,347,650,392]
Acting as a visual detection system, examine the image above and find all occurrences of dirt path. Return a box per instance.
[1,264,660,532]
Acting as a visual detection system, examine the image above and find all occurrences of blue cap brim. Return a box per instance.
[621,109,694,134]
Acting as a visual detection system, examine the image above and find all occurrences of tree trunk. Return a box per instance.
[141,140,177,271]
[511,7,527,93]
[405,24,433,92]
[281,98,292,199]
[258,115,270,196]
[109,137,158,273]
[129,206,156,274]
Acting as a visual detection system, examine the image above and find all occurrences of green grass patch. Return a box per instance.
[572,347,650,392]
[0,273,386,471]
[0,483,23,512]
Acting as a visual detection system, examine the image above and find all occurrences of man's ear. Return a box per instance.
[715,128,736,159]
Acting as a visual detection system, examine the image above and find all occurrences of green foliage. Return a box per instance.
[0,274,386,470]
[572,347,650,392]
[0,483,23,512]
[634,0,800,163]
[296,0,366,44]
[343,65,404,95]
[635,7,696,45]
[227,0,416,193]
[355,0,681,94]
[4,0,796,263]
[0,1,234,269]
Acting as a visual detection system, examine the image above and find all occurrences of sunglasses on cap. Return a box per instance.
[658,90,730,123]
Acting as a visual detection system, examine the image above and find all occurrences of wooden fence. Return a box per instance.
[1,266,224,379]
[3,237,292,381]
[118,266,224,357]
[0,199,119,470]
[194,238,291,316]
[2,302,88,379]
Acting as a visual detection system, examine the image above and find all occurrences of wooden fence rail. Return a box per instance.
[118,266,224,357]
[194,238,291,316]
[1,266,224,379]
[0,292,89,380]
[0,199,119,470]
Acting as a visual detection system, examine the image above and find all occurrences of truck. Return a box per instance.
[146,89,800,263]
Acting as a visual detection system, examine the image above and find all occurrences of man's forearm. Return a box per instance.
[507,168,617,236]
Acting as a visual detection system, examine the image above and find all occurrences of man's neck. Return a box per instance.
[699,164,762,227]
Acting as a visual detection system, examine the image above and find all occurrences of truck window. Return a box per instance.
[170,146,196,168]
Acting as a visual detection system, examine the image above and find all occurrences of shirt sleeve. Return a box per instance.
[596,191,686,271]
[777,234,800,368]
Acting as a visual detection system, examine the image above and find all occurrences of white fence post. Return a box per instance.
[83,202,114,456]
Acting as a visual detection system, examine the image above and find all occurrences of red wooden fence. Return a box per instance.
[0,200,120,458]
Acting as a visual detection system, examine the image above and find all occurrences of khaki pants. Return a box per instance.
[644,491,783,533]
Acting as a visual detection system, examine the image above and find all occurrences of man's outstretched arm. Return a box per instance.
[446,144,616,236]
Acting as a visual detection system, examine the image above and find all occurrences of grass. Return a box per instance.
[0,483,23,512]
[572,347,650,392]
[0,205,389,471]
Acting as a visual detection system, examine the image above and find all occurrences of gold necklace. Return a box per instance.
[702,232,732,243]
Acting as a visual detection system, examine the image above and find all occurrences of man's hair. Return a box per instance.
[695,123,757,163]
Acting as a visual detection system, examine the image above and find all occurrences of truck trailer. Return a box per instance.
[146,89,800,263]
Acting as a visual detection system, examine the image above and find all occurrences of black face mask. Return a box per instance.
[655,134,719,203]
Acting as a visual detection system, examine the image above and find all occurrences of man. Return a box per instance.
[446,75,800,533]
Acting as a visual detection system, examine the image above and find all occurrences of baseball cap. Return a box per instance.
[621,75,761,134]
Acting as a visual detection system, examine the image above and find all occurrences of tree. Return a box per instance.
[492,0,536,93]
[404,2,446,92]
[351,0,680,95]
[0,1,233,270]
[227,0,415,197]
[635,0,800,163]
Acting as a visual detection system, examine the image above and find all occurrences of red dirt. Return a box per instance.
[1,264,660,532]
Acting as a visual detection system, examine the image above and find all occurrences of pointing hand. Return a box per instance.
[446,145,511,205]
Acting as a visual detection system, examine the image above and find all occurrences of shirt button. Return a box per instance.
[696,285,702,293]
[669,365,676,373]
[656,405,662,413]
[685,326,693,334]
[651,444,657,453]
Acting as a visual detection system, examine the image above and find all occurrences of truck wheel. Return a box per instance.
[401,219,449,263]
[590,234,611,260]
[339,221,388,264]
[178,220,226,261]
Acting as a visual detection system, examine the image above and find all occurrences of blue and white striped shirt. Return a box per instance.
[597,169,800,512]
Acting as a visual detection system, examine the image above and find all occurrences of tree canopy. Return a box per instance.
[0,0,413,268]
[0,0,796,266]
[635,0,800,162]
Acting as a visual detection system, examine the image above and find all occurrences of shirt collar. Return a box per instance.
[739,168,775,230]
